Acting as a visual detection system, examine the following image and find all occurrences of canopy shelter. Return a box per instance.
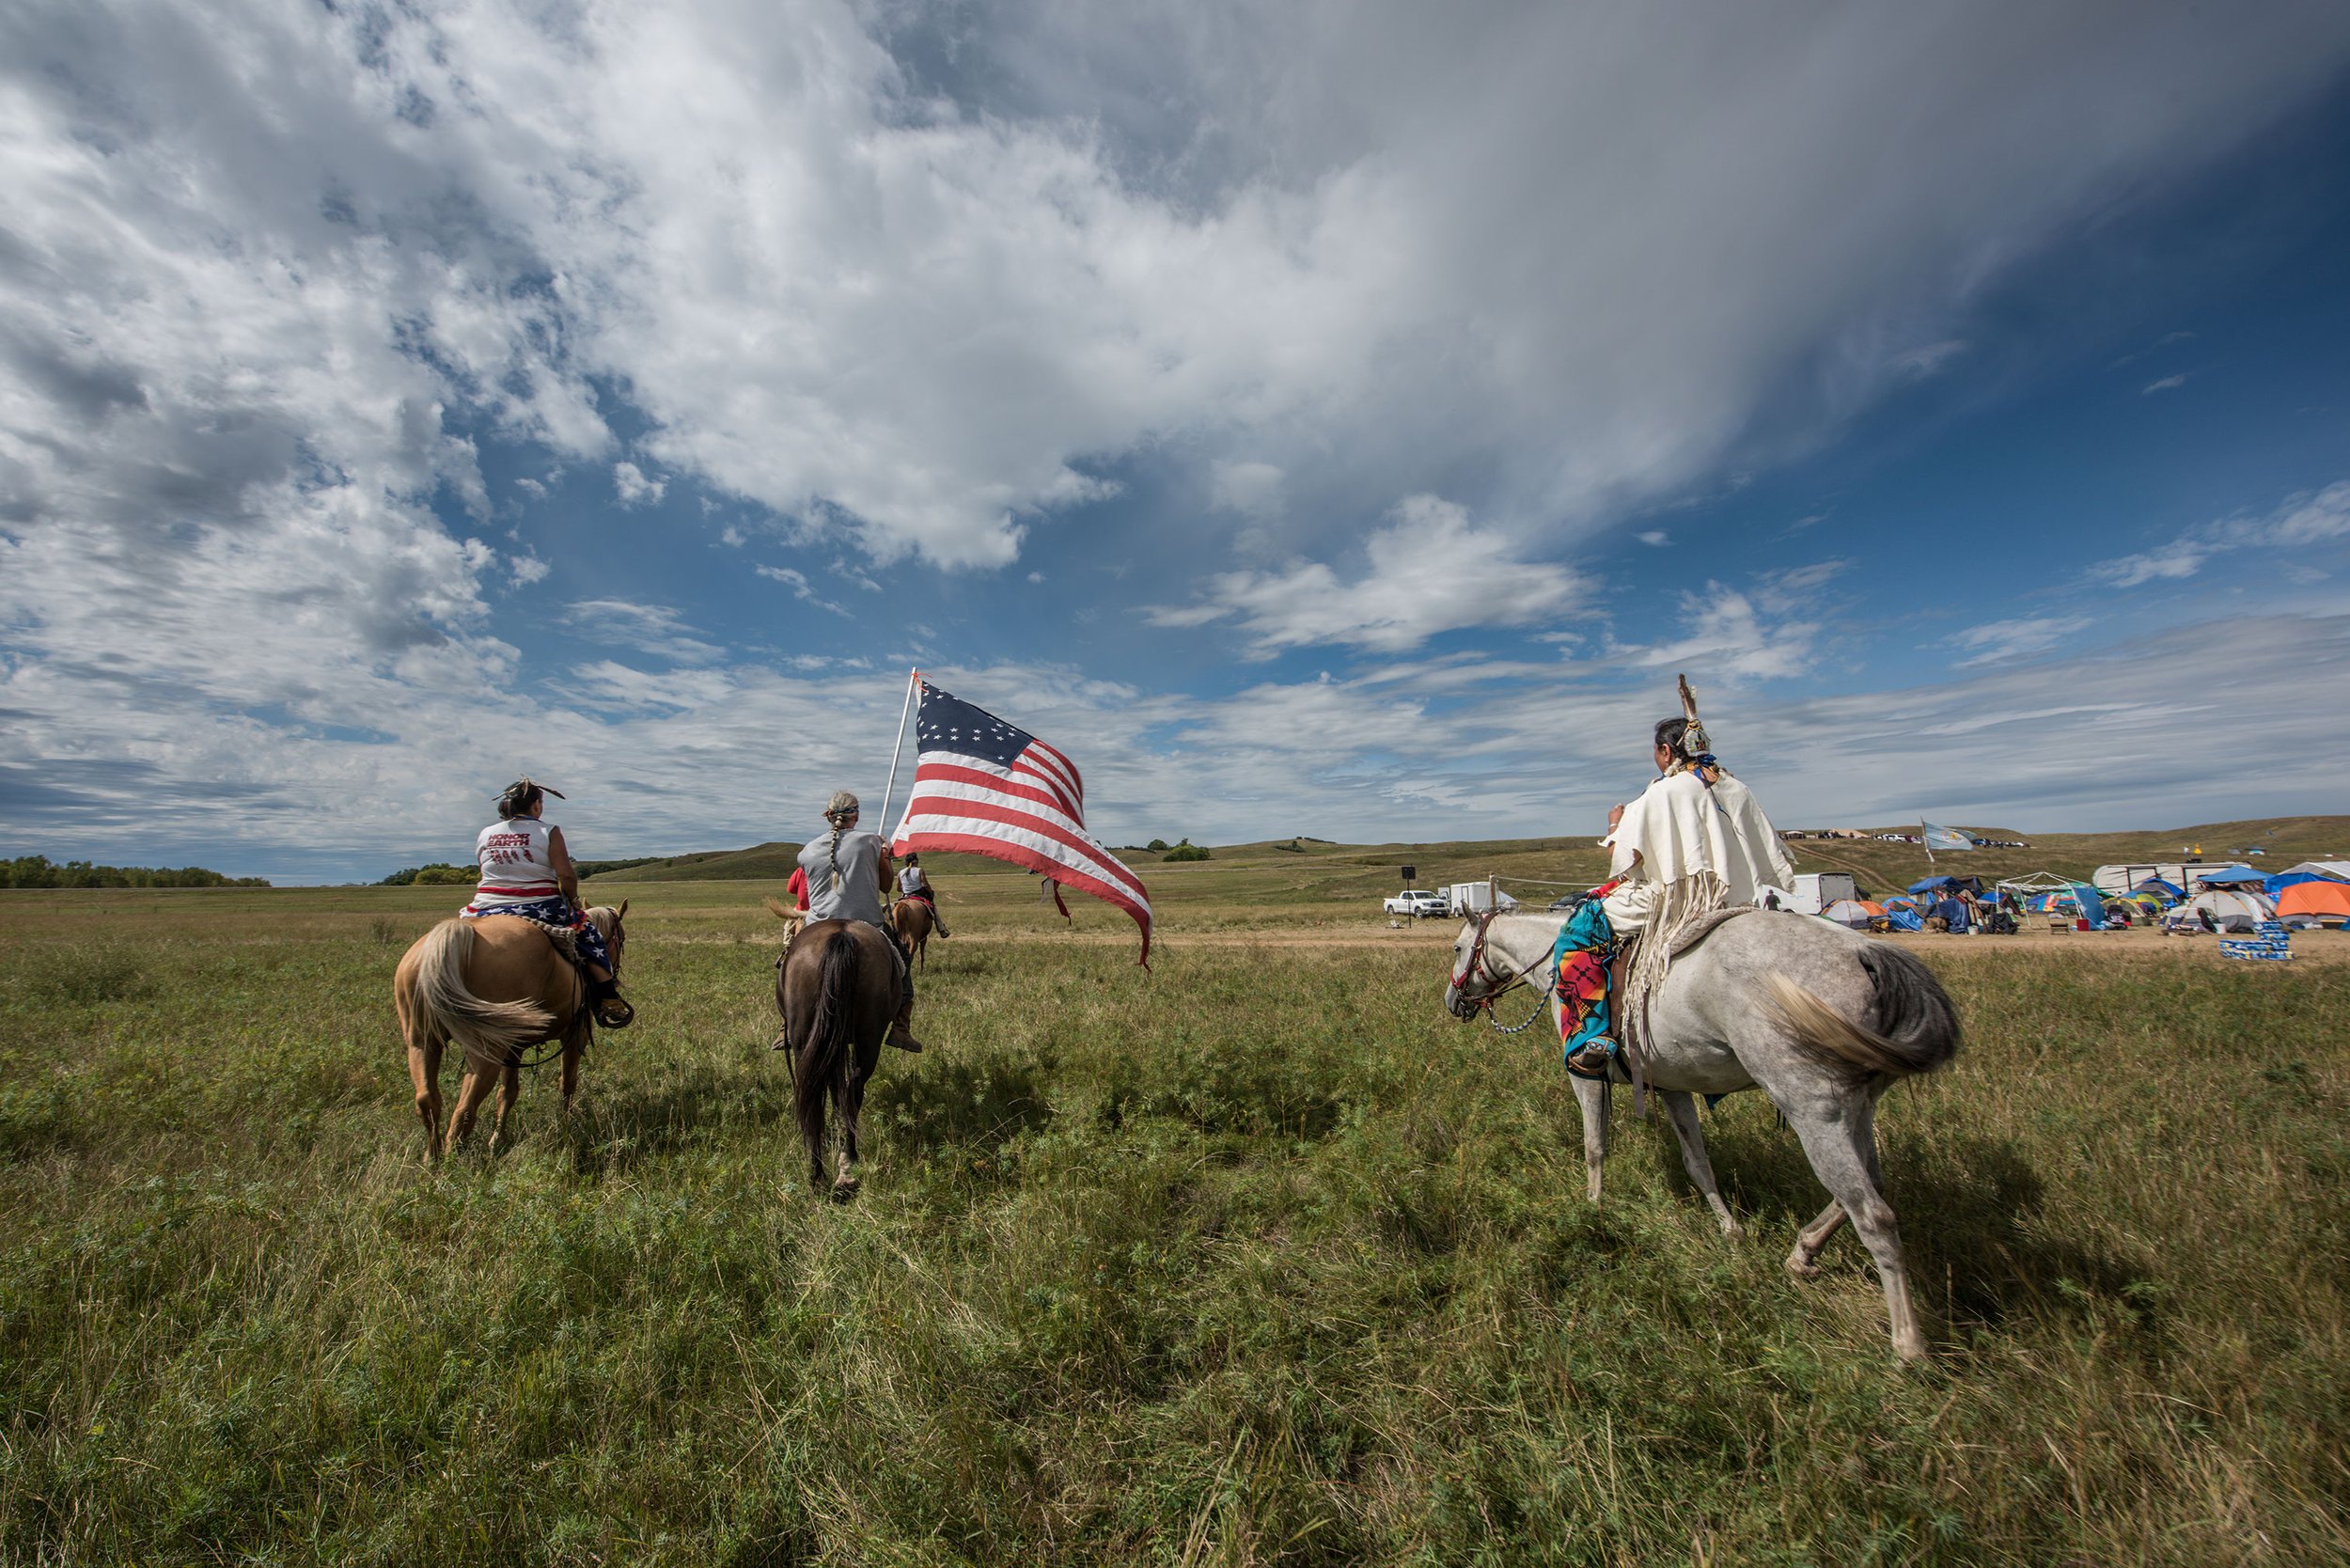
[2188,866,2265,887]
[1905,874,1984,896]
[1999,871,2107,928]
[2277,880,2350,923]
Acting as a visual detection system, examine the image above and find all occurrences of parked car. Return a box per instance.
[1384,889,1448,917]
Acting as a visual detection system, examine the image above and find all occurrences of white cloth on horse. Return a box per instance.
[1599,770,1794,933]
[800,830,889,927]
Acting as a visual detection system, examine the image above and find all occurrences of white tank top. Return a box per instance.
[473,818,562,905]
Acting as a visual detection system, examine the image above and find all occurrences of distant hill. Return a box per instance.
[573,816,2350,892]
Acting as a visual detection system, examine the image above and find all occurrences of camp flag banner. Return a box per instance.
[889,681,1153,964]
[1920,821,1976,852]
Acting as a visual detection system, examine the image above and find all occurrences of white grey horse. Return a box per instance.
[1446,910,1961,1361]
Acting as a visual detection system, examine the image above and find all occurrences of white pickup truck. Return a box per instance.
[1384,889,1448,917]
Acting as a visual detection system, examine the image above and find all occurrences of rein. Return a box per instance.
[1451,912,1558,1035]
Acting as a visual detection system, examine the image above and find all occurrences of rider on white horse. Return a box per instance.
[461,777,634,1027]
[1560,714,1794,1077]
[794,790,925,1053]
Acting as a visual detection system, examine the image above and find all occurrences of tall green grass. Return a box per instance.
[0,910,2342,1564]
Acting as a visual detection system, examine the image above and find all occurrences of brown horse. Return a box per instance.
[891,896,934,970]
[393,902,628,1157]
[773,917,899,1200]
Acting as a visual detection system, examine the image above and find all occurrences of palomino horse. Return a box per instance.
[1447,909,1960,1361]
[891,896,934,970]
[393,902,628,1156]
[774,918,900,1200]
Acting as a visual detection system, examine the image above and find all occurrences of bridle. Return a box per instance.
[1449,910,1557,1035]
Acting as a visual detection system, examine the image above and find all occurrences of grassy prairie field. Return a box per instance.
[1,870,2345,1565]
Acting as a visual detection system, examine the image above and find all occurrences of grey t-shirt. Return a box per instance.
[799,831,888,927]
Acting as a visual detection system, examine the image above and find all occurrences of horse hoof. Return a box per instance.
[830,1178,860,1204]
[1784,1255,1822,1280]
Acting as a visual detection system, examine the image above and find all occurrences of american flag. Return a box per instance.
[889,681,1153,964]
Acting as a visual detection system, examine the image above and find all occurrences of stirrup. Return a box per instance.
[593,994,634,1029]
[1564,1035,1619,1080]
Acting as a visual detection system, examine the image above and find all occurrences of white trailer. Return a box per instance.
[1444,880,1520,916]
[2092,863,2204,896]
[1787,872,1857,917]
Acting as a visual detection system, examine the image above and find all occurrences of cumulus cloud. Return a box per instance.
[1636,530,1671,547]
[613,463,666,508]
[1146,495,1585,652]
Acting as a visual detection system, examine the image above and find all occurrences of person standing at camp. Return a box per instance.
[1557,703,1795,1078]
[793,791,924,1052]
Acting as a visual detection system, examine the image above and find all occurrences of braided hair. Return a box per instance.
[822,790,859,894]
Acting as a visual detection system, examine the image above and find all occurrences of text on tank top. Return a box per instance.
[474,818,561,903]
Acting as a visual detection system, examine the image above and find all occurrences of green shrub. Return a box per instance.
[1161,844,1211,862]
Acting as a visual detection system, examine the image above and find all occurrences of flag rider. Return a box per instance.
[462,777,634,1027]
[1558,679,1794,1078]
[792,790,926,1053]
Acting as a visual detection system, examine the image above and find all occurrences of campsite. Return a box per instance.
[4,818,2345,1564]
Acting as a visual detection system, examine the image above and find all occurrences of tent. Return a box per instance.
[2189,866,2265,887]
[2165,889,2275,933]
[2132,877,2184,899]
[2264,869,2348,900]
[2278,860,2350,881]
[1822,899,1883,928]
[1885,910,1924,932]
[2277,880,2350,923]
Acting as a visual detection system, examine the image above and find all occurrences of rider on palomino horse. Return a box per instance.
[894,853,951,938]
[1559,691,1793,1078]
[793,790,926,1053]
[462,778,634,1028]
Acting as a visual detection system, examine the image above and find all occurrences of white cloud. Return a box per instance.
[2143,372,2189,394]
[1147,495,1585,652]
[1890,339,1969,379]
[1636,529,1670,546]
[1211,461,1287,523]
[2094,539,2210,587]
[560,599,724,664]
[719,525,746,547]
[508,553,551,586]
[755,563,850,617]
[2269,480,2350,543]
[2091,479,2348,588]
[613,462,666,508]
[1618,585,1818,680]
[1954,614,2093,666]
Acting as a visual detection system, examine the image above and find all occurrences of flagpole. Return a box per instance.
[877,666,920,839]
[1920,816,1934,865]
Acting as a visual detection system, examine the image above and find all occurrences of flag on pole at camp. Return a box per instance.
[890,681,1152,964]
[1920,821,1976,852]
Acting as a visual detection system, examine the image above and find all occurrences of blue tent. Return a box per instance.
[1908,875,1958,894]
[2191,866,2265,886]
[2264,870,2344,900]
[2133,877,2184,899]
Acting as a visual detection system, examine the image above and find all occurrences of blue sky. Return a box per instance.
[3,0,2349,883]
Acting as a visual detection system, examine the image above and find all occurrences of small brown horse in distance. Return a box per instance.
[393,903,628,1157]
[771,915,899,1200]
[891,896,934,970]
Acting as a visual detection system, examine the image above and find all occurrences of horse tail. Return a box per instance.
[408,919,556,1060]
[794,929,859,1159]
[762,897,796,923]
[1765,944,1960,1079]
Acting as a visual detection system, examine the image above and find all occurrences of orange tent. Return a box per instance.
[2278,880,2350,920]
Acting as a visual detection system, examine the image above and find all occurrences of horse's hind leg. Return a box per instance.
[445,1060,496,1152]
[1785,1200,1848,1278]
[1784,1091,1926,1362]
[489,1059,522,1153]
[832,1054,874,1203]
[1661,1090,1739,1236]
[408,1041,445,1163]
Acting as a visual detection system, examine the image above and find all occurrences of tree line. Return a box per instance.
[1,855,269,888]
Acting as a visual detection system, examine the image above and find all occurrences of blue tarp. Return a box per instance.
[1908,876,1958,894]
[1885,910,1924,932]
[2264,870,2345,900]
[2192,866,2265,886]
